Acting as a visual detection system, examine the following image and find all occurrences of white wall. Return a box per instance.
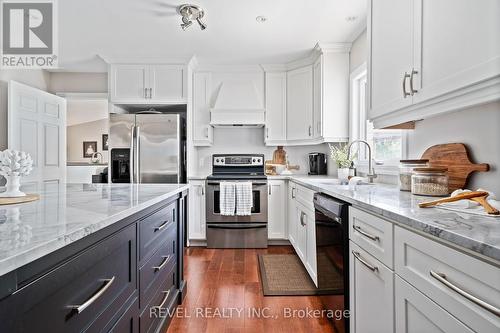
[67,118,109,163]
[407,102,500,192]
[350,30,367,72]
[49,72,107,93]
[195,127,336,177]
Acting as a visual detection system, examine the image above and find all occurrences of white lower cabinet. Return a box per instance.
[395,276,473,333]
[294,203,307,262]
[349,241,394,333]
[188,180,206,241]
[287,182,297,246]
[267,180,287,239]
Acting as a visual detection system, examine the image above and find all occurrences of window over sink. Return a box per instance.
[350,63,407,173]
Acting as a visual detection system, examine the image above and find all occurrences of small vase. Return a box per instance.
[337,168,350,183]
[0,174,26,197]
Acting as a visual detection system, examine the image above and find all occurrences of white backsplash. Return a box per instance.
[194,127,339,177]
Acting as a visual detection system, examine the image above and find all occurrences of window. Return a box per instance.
[350,63,406,171]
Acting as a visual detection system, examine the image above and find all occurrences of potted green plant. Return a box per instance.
[328,143,356,182]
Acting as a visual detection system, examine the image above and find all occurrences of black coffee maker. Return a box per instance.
[308,152,327,175]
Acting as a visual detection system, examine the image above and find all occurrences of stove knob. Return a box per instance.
[253,159,256,163]
[216,159,220,163]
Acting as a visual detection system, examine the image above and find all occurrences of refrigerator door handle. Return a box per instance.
[136,126,141,184]
[130,125,135,183]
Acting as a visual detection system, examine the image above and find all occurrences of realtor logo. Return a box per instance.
[1,0,58,68]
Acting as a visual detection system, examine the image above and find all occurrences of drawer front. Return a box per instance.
[109,297,139,333]
[294,182,315,211]
[139,201,177,261]
[140,265,177,333]
[395,277,473,333]
[395,226,500,333]
[140,225,177,307]
[0,224,137,333]
[349,207,393,268]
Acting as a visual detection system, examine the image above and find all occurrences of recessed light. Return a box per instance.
[256,16,267,23]
[345,16,357,22]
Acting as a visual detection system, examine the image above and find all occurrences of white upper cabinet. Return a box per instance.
[368,0,414,119]
[412,0,500,105]
[110,64,186,104]
[110,65,149,102]
[286,66,314,142]
[264,72,287,144]
[368,0,500,128]
[313,59,323,139]
[149,65,186,103]
[192,72,213,146]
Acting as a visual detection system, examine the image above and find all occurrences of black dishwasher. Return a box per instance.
[313,193,350,332]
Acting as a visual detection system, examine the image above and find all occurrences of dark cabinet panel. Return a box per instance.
[139,224,177,308]
[108,297,139,333]
[0,224,137,333]
[139,201,177,262]
[139,264,177,333]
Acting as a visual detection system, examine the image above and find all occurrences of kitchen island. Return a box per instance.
[0,183,189,333]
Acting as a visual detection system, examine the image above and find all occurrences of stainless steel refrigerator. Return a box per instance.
[109,113,186,184]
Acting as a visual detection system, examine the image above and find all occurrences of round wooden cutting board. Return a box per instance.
[0,194,40,205]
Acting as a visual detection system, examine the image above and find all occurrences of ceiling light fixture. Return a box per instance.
[256,16,267,23]
[178,4,207,31]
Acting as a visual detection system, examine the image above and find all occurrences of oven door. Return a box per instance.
[206,180,268,223]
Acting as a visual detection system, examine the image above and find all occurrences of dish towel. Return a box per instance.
[236,182,253,216]
[219,182,236,216]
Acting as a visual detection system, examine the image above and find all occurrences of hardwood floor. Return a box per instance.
[167,246,344,333]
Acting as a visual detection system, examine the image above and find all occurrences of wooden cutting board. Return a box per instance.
[421,143,489,192]
[0,194,40,205]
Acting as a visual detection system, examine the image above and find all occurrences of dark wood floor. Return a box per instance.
[166,246,342,333]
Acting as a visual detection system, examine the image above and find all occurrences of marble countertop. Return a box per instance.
[282,176,500,263]
[0,183,189,277]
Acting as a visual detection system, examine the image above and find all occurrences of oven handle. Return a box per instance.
[207,223,267,229]
[207,182,268,186]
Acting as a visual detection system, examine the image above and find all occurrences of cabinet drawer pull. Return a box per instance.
[291,187,296,199]
[154,220,170,232]
[352,251,378,272]
[410,69,418,95]
[430,270,500,317]
[308,125,312,136]
[153,290,171,310]
[68,276,115,314]
[300,212,306,226]
[353,225,380,241]
[153,255,171,272]
[402,72,411,98]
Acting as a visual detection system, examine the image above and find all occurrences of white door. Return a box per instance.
[412,0,500,104]
[264,72,287,143]
[368,0,413,119]
[110,65,148,102]
[288,183,297,246]
[188,180,206,241]
[286,66,313,141]
[267,180,287,239]
[295,204,308,263]
[8,81,67,185]
[192,72,213,146]
[149,65,186,103]
[349,241,394,333]
[395,276,474,333]
[312,58,322,139]
[305,207,317,286]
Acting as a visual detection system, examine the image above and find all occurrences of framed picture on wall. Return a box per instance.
[83,141,98,158]
[102,134,109,151]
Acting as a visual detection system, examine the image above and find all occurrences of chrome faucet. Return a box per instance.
[347,140,377,183]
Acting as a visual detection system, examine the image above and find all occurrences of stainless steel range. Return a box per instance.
[206,154,268,248]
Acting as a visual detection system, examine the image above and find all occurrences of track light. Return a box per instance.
[178,4,206,31]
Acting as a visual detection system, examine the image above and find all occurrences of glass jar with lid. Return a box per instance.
[411,167,449,196]
[399,159,429,191]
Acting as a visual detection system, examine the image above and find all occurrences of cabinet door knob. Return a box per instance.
[308,125,312,136]
[410,69,418,95]
[402,72,411,98]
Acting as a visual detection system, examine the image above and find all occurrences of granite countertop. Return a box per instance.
[0,183,189,277]
[281,176,500,263]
